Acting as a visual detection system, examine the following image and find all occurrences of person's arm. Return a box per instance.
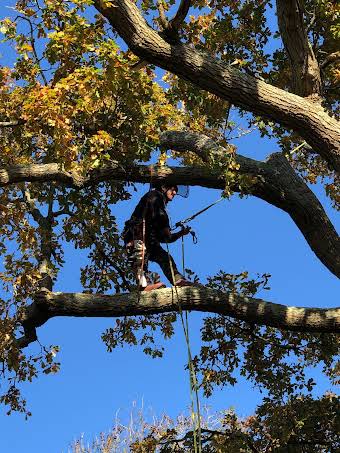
[149,191,190,243]
[159,226,191,243]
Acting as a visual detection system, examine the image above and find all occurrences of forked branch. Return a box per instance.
[157,0,191,42]
[168,0,191,31]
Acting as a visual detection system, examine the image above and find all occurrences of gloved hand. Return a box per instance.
[180,225,191,236]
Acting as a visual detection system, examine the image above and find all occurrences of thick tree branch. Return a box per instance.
[22,187,45,224]
[0,163,87,187]
[15,187,54,347]
[0,137,339,278]
[321,51,340,70]
[16,325,37,349]
[160,131,340,278]
[93,0,340,173]
[21,188,54,290]
[276,0,322,98]
[18,287,340,349]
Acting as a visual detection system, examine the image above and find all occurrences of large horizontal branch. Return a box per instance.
[18,287,340,349]
[0,163,85,187]
[276,0,322,98]
[0,161,218,188]
[93,0,340,173]
[0,135,339,278]
[161,131,340,278]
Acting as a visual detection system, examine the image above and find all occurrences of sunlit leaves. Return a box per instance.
[0,0,182,170]
[0,0,338,419]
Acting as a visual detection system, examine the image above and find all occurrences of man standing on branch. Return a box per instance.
[123,183,195,291]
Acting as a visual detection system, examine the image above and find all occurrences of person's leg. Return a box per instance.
[127,240,165,291]
[148,244,185,285]
[126,240,147,287]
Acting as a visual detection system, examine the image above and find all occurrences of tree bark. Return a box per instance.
[16,188,56,347]
[276,0,322,98]
[0,163,86,187]
[93,0,340,173]
[168,0,191,31]
[18,287,340,349]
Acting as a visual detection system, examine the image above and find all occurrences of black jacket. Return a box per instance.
[123,190,170,246]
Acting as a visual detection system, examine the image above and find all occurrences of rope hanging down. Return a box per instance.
[166,240,202,453]
[164,196,226,451]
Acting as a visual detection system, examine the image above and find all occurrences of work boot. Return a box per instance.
[174,278,197,287]
[141,282,166,292]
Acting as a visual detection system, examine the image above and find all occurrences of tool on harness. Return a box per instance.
[190,229,197,244]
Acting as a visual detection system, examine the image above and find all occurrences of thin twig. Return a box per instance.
[65,211,133,292]
[16,15,48,85]
[157,0,168,29]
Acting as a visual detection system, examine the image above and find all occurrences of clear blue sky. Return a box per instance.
[0,2,339,452]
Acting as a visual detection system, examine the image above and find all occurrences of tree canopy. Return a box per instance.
[0,1,339,449]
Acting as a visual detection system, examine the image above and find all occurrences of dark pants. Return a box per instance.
[148,243,183,284]
[127,240,183,286]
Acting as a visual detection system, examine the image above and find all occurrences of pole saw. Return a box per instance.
[173,197,225,243]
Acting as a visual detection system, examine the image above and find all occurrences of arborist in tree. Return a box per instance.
[123,183,196,291]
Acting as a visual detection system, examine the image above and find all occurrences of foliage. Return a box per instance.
[0,0,183,415]
[0,0,338,438]
[70,394,340,452]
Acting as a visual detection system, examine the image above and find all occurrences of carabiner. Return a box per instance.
[190,230,198,244]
